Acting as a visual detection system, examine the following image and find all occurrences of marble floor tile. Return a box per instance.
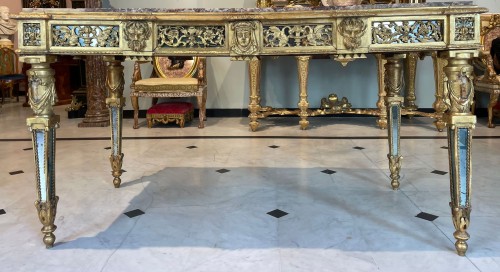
[1,102,500,271]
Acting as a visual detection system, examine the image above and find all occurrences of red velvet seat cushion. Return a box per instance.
[147,102,194,115]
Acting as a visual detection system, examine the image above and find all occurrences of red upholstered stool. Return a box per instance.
[146,102,194,128]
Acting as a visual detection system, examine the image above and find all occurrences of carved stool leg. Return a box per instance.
[375,54,388,129]
[432,52,448,131]
[296,56,311,130]
[25,56,60,248]
[487,92,499,128]
[104,57,125,188]
[248,57,261,132]
[384,54,405,190]
[442,51,476,256]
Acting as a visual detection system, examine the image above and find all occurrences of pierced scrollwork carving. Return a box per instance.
[157,25,225,48]
[231,21,258,55]
[23,23,41,46]
[52,25,119,47]
[455,17,475,41]
[124,21,151,52]
[338,18,366,50]
[372,20,443,44]
[263,24,333,47]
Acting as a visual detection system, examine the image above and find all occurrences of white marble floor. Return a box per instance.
[1,101,500,272]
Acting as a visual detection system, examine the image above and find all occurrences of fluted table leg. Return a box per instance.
[432,52,448,131]
[296,56,311,130]
[24,55,59,248]
[104,56,125,188]
[404,52,419,114]
[442,51,476,256]
[248,57,262,132]
[383,54,405,190]
[375,54,388,129]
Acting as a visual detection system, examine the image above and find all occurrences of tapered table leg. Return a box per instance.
[296,56,311,130]
[248,57,261,132]
[432,52,448,131]
[104,56,125,188]
[404,52,419,114]
[375,54,388,129]
[383,54,405,190]
[24,55,59,248]
[442,51,476,256]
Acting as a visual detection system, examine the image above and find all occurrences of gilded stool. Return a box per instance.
[146,102,194,128]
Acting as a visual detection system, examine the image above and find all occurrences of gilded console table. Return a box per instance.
[14,2,486,255]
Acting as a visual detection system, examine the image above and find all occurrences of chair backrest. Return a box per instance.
[0,47,18,75]
[153,56,199,79]
[481,14,500,55]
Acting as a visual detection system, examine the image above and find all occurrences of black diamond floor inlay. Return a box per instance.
[267,209,288,218]
[216,169,230,174]
[416,212,438,222]
[104,147,112,150]
[431,170,448,175]
[9,170,24,175]
[124,209,145,218]
[269,145,280,149]
[441,146,449,149]
[23,147,33,151]
[186,146,198,149]
[0,209,5,215]
[321,169,336,175]
[353,146,365,150]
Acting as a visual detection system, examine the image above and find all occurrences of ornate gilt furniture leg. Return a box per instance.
[104,56,125,188]
[404,52,419,114]
[131,96,140,129]
[487,92,499,128]
[375,54,388,129]
[384,54,405,190]
[24,56,59,248]
[296,56,311,130]
[442,51,476,256]
[432,52,448,131]
[248,57,262,132]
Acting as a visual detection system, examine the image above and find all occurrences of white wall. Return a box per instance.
[107,0,497,110]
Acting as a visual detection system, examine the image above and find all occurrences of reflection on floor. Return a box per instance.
[1,102,500,272]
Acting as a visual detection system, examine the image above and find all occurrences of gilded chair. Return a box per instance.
[0,47,25,104]
[130,56,207,128]
[474,14,500,128]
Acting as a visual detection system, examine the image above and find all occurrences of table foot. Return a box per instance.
[388,155,402,190]
[35,197,58,249]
